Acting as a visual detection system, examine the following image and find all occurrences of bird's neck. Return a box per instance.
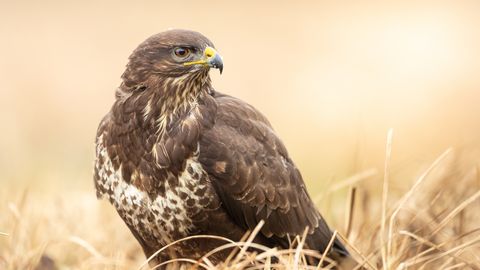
[114,73,214,132]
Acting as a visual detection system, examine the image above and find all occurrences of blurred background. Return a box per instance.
[1,0,480,268]
[1,0,480,193]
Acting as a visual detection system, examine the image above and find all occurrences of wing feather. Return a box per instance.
[199,93,346,254]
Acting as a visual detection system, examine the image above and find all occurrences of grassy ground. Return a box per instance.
[1,146,480,270]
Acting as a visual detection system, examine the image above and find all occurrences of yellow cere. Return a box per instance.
[183,46,217,66]
[204,46,216,58]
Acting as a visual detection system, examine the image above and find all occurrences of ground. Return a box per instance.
[1,149,479,270]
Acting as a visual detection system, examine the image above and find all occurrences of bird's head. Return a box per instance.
[121,29,223,89]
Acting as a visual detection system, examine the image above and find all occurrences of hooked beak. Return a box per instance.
[184,46,224,74]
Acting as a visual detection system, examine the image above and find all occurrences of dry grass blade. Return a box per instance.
[337,232,377,270]
[0,232,8,236]
[399,230,480,268]
[328,169,378,192]
[69,235,106,260]
[201,241,281,265]
[151,258,210,270]
[421,236,480,270]
[231,220,265,265]
[405,227,480,264]
[443,262,468,270]
[387,148,453,259]
[201,257,215,269]
[316,230,338,269]
[353,252,378,270]
[263,255,271,270]
[336,232,377,270]
[438,257,455,269]
[293,228,309,269]
[381,128,393,269]
[223,228,251,265]
[431,189,480,236]
[8,202,21,220]
[231,251,260,269]
[398,230,452,264]
[432,249,468,270]
[345,186,356,238]
[137,235,237,270]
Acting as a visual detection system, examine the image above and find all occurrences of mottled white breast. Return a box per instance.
[94,135,208,246]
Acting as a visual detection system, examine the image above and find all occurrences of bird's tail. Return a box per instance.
[323,236,365,270]
[333,253,363,270]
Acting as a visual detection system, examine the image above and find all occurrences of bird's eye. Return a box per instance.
[173,47,191,58]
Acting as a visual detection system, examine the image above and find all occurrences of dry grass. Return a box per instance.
[1,145,480,269]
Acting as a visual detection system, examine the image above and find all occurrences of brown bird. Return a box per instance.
[94,29,354,268]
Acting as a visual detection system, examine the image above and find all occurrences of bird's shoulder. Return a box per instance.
[212,92,272,127]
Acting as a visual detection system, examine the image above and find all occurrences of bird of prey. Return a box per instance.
[94,29,354,268]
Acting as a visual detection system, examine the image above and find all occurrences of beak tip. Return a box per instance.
[207,53,224,75]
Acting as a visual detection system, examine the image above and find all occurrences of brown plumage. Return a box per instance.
[94,29,353,268]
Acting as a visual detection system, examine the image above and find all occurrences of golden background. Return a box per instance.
[1,0,479,192]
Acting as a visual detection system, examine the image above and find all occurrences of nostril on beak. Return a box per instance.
[204,46,216,59]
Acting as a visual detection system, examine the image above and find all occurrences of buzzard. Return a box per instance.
[94,29,354,268]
